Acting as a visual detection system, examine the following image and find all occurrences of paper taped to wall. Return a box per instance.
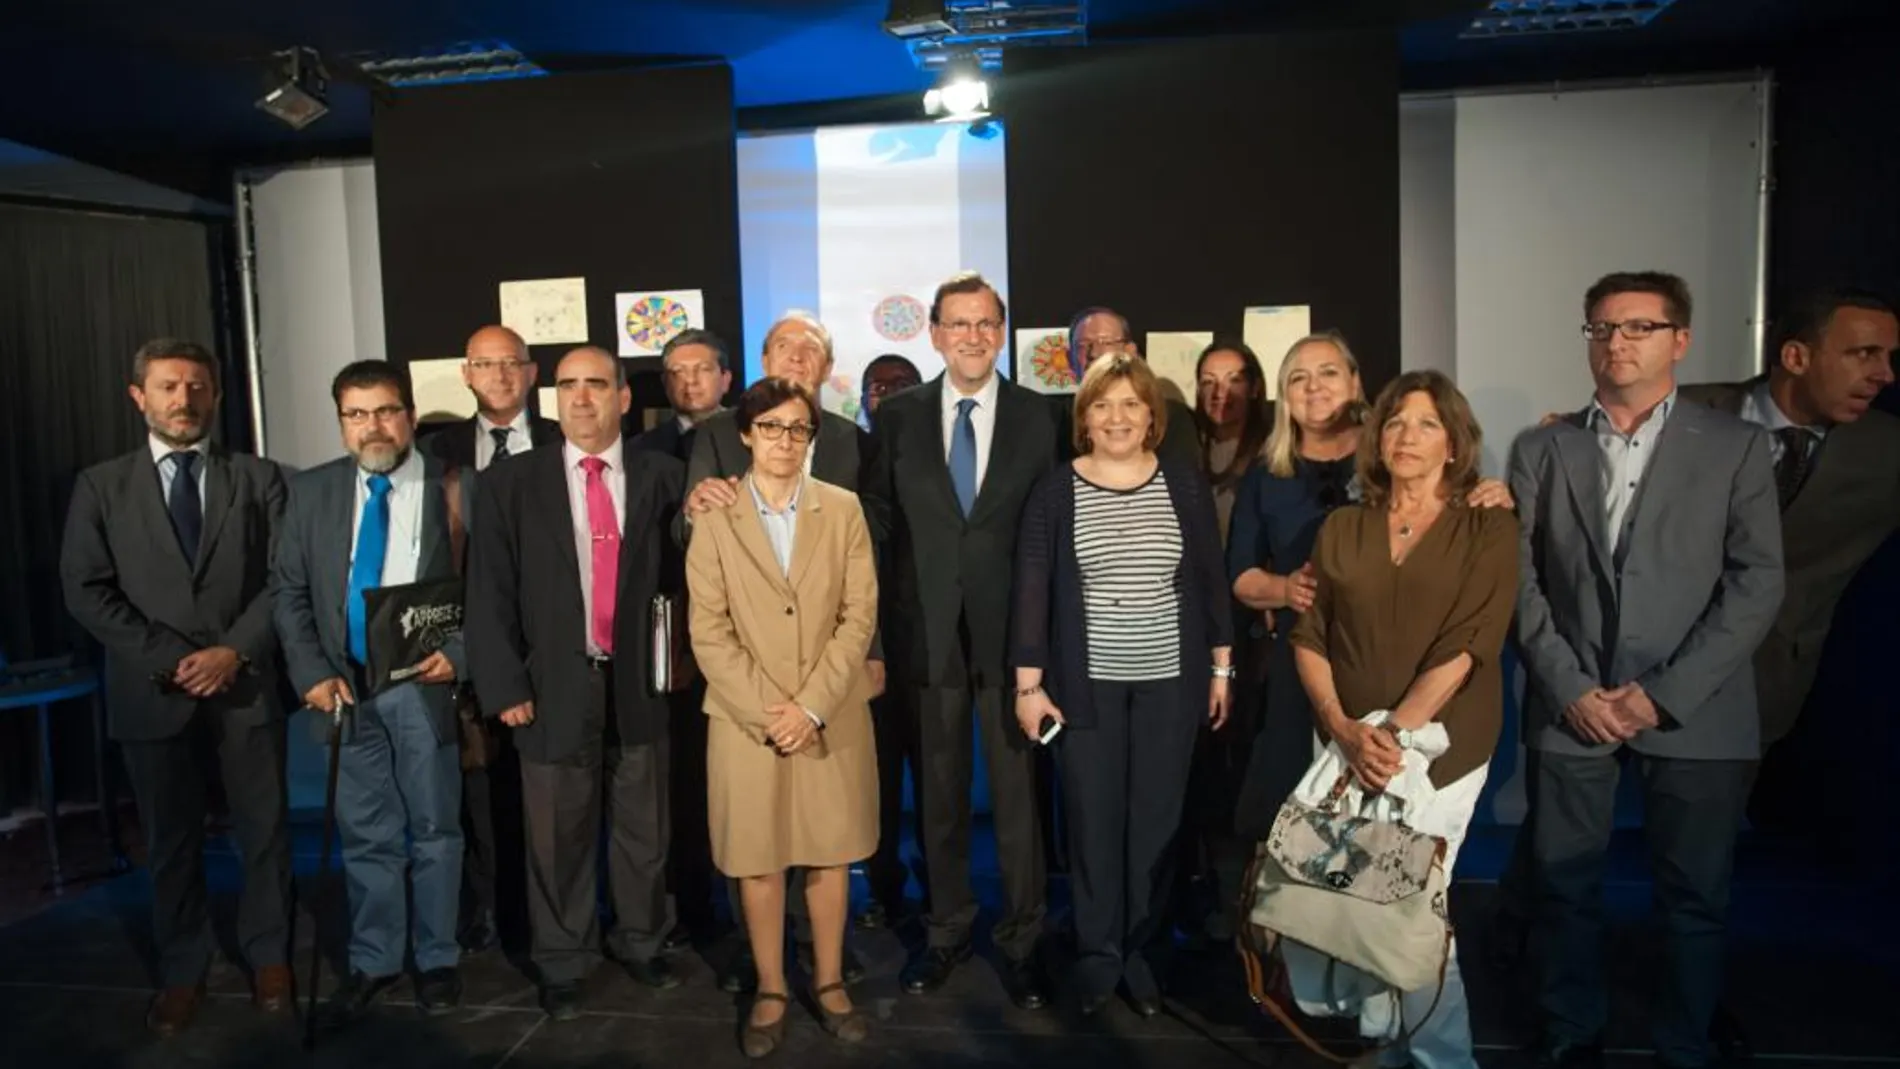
[1015,328,1075,394]
[1144,331,1213,409]
[1242,305,1312,399]
[499,277,589,346]
[616,289,704,357]
[410,357,475,423]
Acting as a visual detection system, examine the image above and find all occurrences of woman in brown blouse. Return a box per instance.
[1288,368,1518,1069]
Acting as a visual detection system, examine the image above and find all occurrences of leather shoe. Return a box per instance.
[1123,990,1161,1018]
[147,985,202,1036]
[317,971,400,1031]
[1710,1004,1752,1064]
[1529,1039,1604,1068]
[719,943,758,995]
[253,964,293,1013]
[796,941,867,986]
[416,967,462,1016]
[1004,954,1050,1011]
[900,943,972,994]
[458,913,499,955]
[624,955,682,990]
[541,982,582,1022]
[1077,992,1112,1018]
[663,926,694,953]
[853,900,889,931]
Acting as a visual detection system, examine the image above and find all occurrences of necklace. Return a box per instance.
[1398,522,1414,540]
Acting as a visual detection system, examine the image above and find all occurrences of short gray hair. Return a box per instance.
[765,311,834,363]
[661,329,730,371]
[132,338,218,388]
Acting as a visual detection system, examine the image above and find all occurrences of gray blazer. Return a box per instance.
[59,446,288,742]
[270,453,468,741]
[1679,378,1900,744]
[1509,398,1784,760]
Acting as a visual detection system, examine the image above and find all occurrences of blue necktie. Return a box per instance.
[949,398,978,516]
[166,452,202,563]
[347,473,393,663]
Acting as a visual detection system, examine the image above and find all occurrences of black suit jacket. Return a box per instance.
[1678,377,1900,743]
[872,374,1063,688]
[466,442,685,762]
[60,445,288,741]
[631,414,701,465]
[420,414,562,472]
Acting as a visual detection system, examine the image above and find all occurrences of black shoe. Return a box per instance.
[1077,992,1112,1018]
[317,971,400,1031]
[1710,1004,1753,1064]
[719,942,758,995]
[1004,954,1050,1011]
[796,941,867,987]
[900,943,972,995]
[1120,979,1161,1018]
[854,901,889,931]
[1528,1039,1604,1069]
[458,913,499,955]
[624,955,682,990]
[540,982,582,1022]
[415,967,462,1016]
[663,926,694,953]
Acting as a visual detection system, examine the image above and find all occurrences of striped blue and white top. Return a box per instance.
[1073,469,1183,681]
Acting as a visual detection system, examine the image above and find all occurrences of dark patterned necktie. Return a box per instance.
[490,426,512,463]
[1772,426,1813,511]
[167,451,202,562]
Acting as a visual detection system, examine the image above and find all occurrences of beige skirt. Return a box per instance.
[706,712,879,878]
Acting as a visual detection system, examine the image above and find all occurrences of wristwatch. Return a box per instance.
[1379,721,1414,749]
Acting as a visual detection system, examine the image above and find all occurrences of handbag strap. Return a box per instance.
[1234,848,1452,1064]
[442,464,466,575]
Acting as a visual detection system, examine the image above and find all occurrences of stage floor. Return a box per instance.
[0,811,1892,1068]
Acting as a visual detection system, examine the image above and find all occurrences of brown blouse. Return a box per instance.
[1288,503,1520,787]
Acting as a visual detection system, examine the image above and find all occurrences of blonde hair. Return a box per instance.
[1262,330,1367,478]
[1072,353,1167,455]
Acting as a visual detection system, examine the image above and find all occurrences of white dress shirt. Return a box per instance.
[939,371,1001,493]
[564,437,628,657]
[1738,378,1827,464]
[476,410,536,471]
[149,434,210,515]
[350,447,425,588]
[1587,388,1676,556]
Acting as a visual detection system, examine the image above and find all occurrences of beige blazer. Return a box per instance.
[686,477,879,753]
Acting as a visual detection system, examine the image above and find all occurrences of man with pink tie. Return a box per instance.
[466,346,688,1019]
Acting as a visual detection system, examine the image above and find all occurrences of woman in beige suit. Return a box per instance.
[686,376,878,1058]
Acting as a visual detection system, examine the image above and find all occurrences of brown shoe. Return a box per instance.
[147,985,202,1036]
[254,964,293,1012]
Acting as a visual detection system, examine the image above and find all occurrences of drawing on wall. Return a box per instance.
[536,386,560,421]
[409,357,476,422]
[498,277,589,346]
[1143,331,1214,408]
[1015,328,1075,394]
[617,289,704,357]
[872,294,928,342]
[1242,305,1313,400]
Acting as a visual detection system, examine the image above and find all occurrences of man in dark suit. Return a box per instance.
[679,313,883,992]
[418,324,561,471]
[273,360,469,1025]
[419,324,560,957]
[873,272,1061,1009]
[1510,272,1783,1069]
[632,328,731,462]
[466,345,687,1020]
[59,338,292,1037]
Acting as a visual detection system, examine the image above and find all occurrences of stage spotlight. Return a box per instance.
[924,75,990,122]
[256,47,329,130]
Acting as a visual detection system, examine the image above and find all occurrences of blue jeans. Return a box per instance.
[335,682,463,976]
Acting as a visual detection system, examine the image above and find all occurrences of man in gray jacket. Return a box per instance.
[1509,272,1783,1069]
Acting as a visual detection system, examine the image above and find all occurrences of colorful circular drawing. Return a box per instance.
[624,295,692,352]
[873,295,927,342]
[1029,334,1075,389]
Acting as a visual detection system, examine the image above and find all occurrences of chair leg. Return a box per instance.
[91,691,127,872]
[38,702,63,894]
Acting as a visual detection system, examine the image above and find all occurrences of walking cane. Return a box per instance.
[303,690,348,1051]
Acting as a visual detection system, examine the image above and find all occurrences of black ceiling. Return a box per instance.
[0,0,1888,203]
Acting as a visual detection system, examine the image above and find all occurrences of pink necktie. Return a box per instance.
[580,456,620,654]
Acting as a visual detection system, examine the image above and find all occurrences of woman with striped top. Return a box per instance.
[1011,354,1235,1016]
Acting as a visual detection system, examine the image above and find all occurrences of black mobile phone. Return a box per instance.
[150,670,187,695]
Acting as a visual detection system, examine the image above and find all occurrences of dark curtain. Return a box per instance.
[0,201,224,811]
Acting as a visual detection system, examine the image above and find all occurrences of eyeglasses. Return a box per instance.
[939,319,1002,337]
[1581,319,1680,342]
[751,420,816,443]
[339,404,408,426]
[466,359,531,374]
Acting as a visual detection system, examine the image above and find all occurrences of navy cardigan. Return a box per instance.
[1010,456,1235,729]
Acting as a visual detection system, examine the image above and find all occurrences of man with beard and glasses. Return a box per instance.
[272,360,469,1028]
[60,338,292,1037]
